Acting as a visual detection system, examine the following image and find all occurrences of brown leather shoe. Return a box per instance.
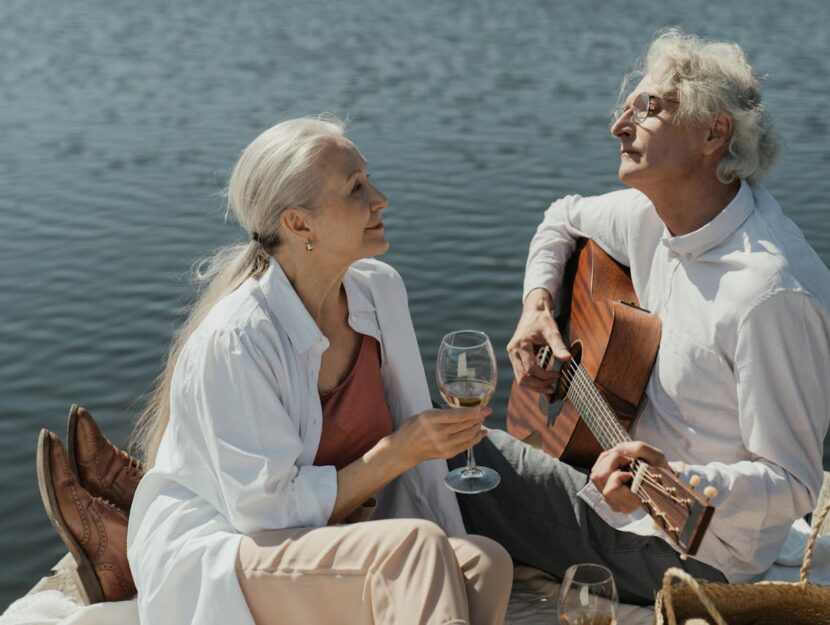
[67,405,143,512]
[36,429,136,604]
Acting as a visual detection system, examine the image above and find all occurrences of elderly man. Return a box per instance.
[450,28,830,604]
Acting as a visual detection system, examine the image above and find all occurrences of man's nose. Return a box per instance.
[610,114,634,139]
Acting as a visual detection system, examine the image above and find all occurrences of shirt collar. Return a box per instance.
[259,256,375,354]
[343,270,376,315]
[662,179,754,259]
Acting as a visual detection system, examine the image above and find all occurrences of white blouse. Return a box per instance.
[523,180,830,582]
[127,256,466,625]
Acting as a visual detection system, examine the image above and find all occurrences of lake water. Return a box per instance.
[2,0,829,608]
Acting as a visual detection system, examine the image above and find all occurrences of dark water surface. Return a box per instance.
[2,0,829,607]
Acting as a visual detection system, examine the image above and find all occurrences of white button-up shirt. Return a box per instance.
[127,256,466,625]
[523,180,830,582]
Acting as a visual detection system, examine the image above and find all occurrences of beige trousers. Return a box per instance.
[235,518,513,625]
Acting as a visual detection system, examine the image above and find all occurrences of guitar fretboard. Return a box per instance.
[564,364,632,450]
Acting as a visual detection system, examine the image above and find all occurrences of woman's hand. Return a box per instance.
[391,406,490,469]
[589,441,670,513]
[331,406,488,524]
[507,288,570,392]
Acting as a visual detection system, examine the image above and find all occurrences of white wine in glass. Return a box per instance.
[438,380,495,408]
[436,330,500,494]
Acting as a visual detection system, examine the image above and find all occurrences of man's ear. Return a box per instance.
[279,208,313,244]
[703,112,733,156]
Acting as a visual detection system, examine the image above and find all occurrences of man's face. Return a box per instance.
[610,74,705,193]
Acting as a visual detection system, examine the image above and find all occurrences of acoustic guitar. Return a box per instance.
[506,239,715,556]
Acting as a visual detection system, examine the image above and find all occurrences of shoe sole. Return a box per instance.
[66,404,81,481]
[36,428,105,605]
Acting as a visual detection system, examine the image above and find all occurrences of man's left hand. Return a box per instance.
[589,441,670,513]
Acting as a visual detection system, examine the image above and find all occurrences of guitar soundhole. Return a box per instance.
[544,341,583,427]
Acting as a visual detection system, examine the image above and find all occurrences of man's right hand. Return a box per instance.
[507,288,571,392]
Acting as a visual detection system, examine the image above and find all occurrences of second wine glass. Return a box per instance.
[436,330,500,494]
[557,563,618,625]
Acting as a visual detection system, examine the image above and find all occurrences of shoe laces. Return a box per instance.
[120,450,145,478]
[96,495,128,517]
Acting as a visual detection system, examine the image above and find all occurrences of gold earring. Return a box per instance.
[305,239,315,251]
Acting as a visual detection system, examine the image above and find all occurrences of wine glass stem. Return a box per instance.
[465,447,478,474]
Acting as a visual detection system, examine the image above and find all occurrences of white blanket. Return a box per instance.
[0,568,655,625]
[5,522,828,625]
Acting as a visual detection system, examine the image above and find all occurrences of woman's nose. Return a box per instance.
[370,183,388,211]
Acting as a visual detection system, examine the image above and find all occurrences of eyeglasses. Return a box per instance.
[609,92,679,128]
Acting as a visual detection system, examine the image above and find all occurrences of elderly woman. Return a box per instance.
[124,118,513,624]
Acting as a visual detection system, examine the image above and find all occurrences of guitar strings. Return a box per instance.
[558,364,687,539]
[569,366,627,445]
[561,365,626,448]
[560,365,682,501]
[573,367,630,444]
[566,368,672,495]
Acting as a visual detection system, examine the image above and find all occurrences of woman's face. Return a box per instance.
[309,138,389,265]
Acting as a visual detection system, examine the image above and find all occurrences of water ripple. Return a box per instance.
[2,0,830,606]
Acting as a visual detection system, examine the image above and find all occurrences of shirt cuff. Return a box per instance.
[522,267,563,303]
[294,464,338,527]
[577,480,658,537]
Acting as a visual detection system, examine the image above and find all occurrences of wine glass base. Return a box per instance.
[444,466,501,494]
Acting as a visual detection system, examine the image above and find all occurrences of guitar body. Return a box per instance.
[507,239,662,468]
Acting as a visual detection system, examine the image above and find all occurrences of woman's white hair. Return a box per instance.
[130,115,345,464]
[623,28,780,184]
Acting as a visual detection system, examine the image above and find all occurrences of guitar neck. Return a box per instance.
[563,362,653,500]
[564,364,633,450]
[561,361,714,556]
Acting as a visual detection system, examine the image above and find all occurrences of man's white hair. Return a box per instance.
[624,28,781,184]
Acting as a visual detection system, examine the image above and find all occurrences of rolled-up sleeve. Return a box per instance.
[177,326,337,533]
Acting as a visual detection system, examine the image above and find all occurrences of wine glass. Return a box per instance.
[557,564,618,625]
[436,330,500,494]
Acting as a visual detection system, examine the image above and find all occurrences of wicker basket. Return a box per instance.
[654,500,830,625]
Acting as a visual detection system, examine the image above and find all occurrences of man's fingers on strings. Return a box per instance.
[613,441,668,468]
[604,470,641,512]
[513,342,537,375]
[514,350,558,389]
[590,449,631,490]
[534,316,569,360]
[597,449,632,472]
[541,329,571,361]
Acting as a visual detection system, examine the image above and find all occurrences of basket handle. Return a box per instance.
[655,498,830,623]
[654,567,728,625]
[800,498,830,586]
